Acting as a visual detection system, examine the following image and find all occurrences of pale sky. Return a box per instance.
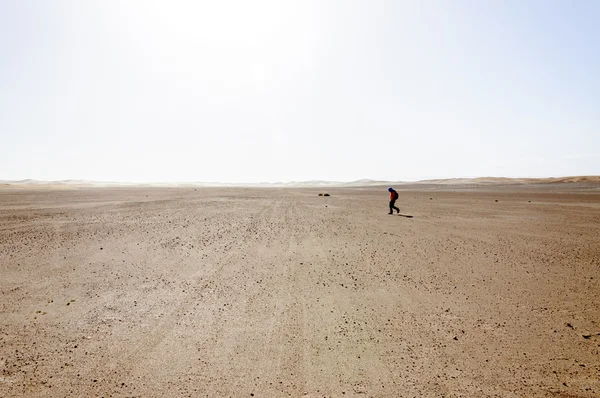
[1,0,598,183]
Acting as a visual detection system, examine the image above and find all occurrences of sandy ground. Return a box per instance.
[1,186,599,397]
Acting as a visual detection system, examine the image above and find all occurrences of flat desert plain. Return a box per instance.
[1,185,599,398]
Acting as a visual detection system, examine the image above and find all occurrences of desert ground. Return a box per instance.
[1,185,599,397]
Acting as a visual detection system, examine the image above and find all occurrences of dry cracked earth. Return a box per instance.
[1,186,599,397]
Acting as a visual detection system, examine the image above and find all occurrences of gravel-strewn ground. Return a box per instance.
[1,186,599,397]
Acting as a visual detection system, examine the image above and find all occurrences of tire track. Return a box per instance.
[96,199,274,385]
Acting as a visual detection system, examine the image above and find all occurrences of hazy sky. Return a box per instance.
[1,0,598,182]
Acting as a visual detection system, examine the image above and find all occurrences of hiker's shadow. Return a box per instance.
[398,214,413,218]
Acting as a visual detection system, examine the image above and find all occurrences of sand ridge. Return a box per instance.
[2,175,599,189]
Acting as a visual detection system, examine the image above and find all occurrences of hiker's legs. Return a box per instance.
[390,200,399,213]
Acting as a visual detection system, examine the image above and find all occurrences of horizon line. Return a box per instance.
[1,175,599,187]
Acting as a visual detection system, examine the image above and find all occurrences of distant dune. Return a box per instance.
[542,176,600,183]
[0,176,599,188]
[420,177,529,185]
[420,176,600,185]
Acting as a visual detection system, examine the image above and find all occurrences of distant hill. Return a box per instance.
[542,176,600,184]
[418,176,600,185]
[419,177,531,185]
[1,176,598,188]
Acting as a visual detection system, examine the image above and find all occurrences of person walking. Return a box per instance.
[388,187,399,215]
